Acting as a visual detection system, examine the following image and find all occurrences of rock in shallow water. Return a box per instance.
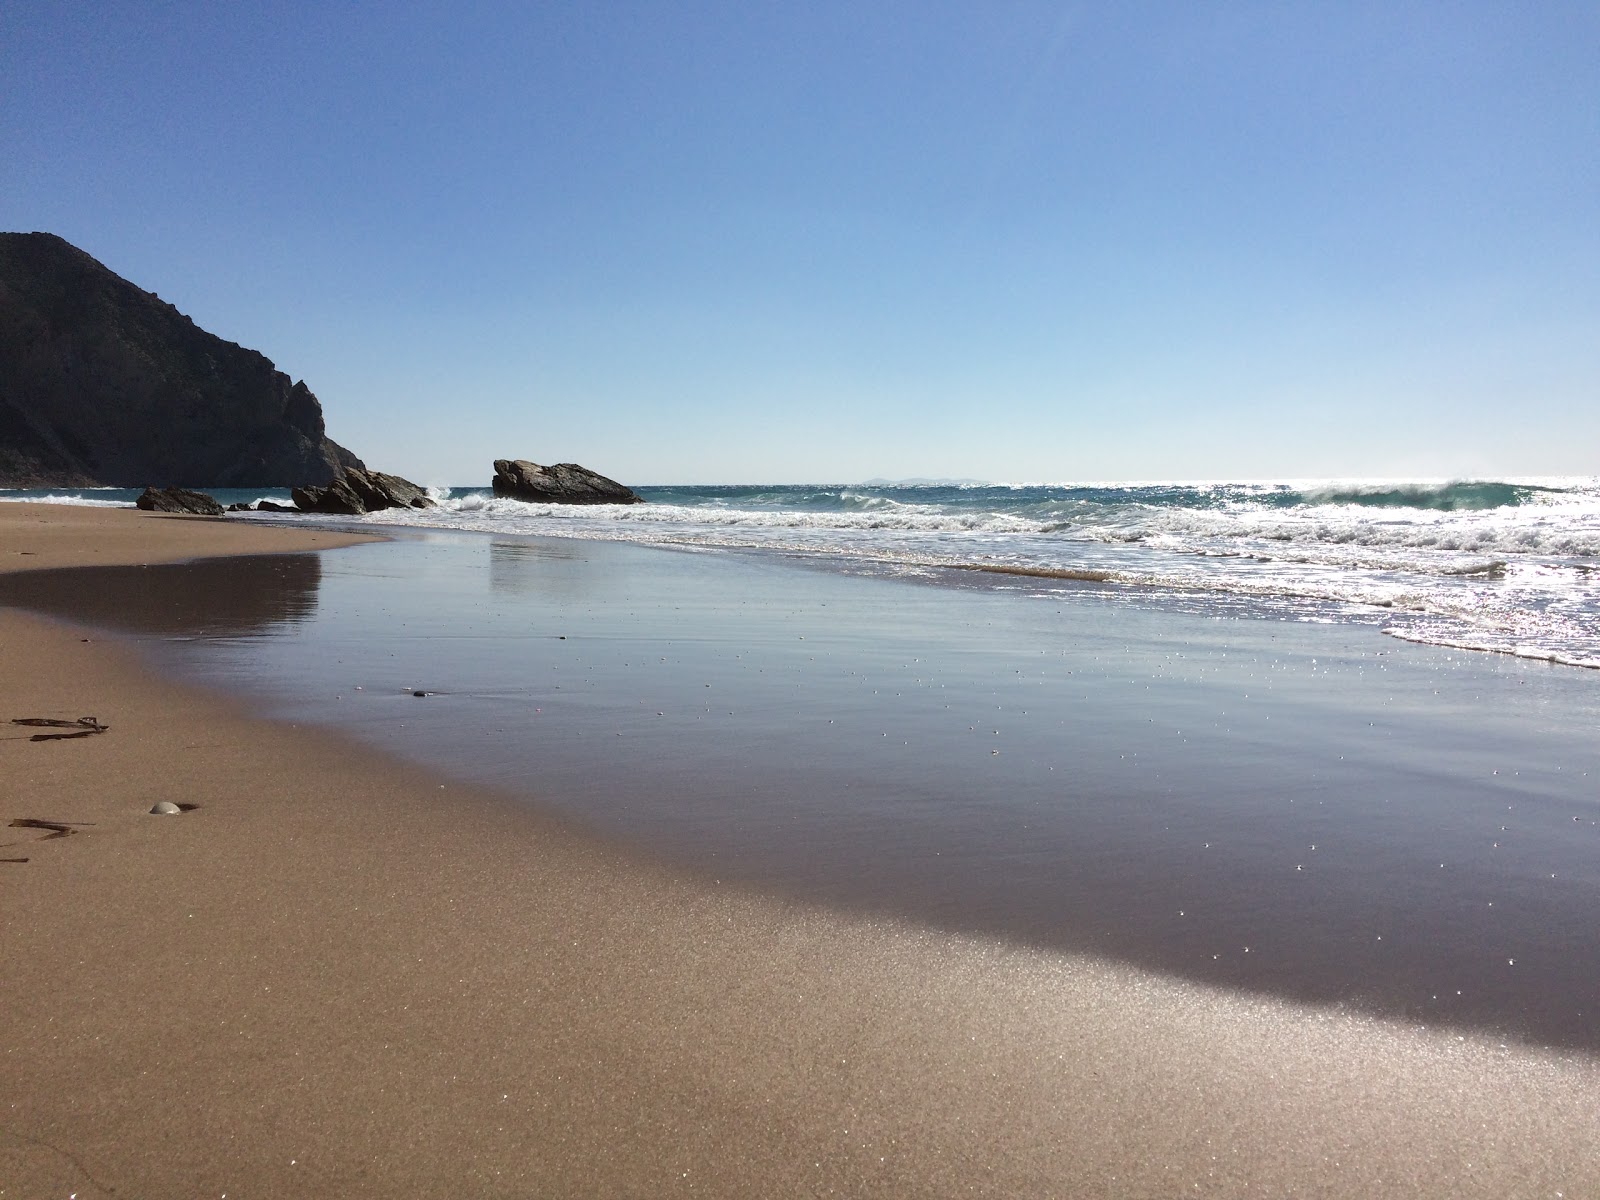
[134,486,225,516]
[292,467,435,515]
[491,458,642,505]
[292,477,366,515]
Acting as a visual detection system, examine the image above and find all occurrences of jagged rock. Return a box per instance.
[292,477,367,515]
[491,459,642,505]
[224,498,296,512]
[293,467,435,515]
[342,467,435,511]
[135,486,225,516]
[0,232,364,487]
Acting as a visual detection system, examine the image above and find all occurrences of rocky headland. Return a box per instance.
[0,232,362,488]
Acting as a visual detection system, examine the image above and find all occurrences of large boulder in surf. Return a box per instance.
[134,485,225,516]
[491,459,642,505]
[292,467,435,515]
[341,467,435,511]
[292,477,366,515]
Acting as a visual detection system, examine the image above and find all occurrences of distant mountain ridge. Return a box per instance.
[859,477,989,487]
[0,232,362,487]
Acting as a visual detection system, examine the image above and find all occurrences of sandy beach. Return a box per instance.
[4,504,1600,1198]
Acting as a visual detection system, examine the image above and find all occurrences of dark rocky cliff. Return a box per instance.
[0,232,363,487]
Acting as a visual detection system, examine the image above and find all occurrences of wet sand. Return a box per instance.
[0,500,379,573]
[4,504,1600,1197]
[21,530,1595,1054]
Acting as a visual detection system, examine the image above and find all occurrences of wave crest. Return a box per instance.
[1282,481,1557,512]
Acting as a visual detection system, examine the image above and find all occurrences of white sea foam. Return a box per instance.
[327,477,1600,670]
[11,476,1599,669]
[0,492,129,507]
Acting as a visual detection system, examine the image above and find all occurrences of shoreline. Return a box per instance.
[0,501,383,574]
[5,503,1600,1197]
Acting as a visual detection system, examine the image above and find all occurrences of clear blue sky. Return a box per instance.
[4,2,1596,484]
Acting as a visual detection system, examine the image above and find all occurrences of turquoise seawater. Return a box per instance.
[9,476,1600,667]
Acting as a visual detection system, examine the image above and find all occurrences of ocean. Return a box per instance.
[10,476,1600,667]
[4,479,1600,1053]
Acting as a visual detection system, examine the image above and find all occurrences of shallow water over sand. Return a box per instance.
[12,476,1600,667]
[6,530,1599,1052]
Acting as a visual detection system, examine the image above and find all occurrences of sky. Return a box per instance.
[3,2,1597,485]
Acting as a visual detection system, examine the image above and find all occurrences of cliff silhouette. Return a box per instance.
[0,232,363,487]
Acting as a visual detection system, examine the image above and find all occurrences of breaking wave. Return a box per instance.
[7,475,1598,669]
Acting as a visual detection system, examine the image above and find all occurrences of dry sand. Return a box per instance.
[3,503,1599,1198]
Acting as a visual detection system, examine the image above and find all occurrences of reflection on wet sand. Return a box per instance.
[0,554,324,637]
[489,537,600,597]
[11,536,1600,1057]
